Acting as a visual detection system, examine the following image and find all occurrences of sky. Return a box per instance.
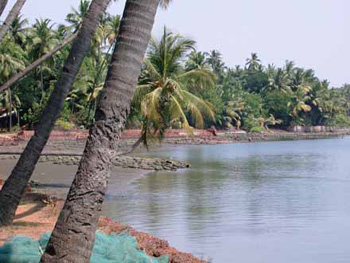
[2,0,350,87]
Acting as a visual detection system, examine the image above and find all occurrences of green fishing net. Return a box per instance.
[0,231,169,263]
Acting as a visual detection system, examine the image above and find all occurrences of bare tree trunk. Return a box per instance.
[41,1,160,262]
[0,0,8,17]
[0,0,111,226]
[0,0,26,43]
[8,88,12,132]
[0,33,77,92]
[17,109,20,128]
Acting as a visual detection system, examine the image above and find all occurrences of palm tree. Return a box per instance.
[0,37,26,82]
[0,37,25,130]
[66,0,91,32]
[104,14,120,45]
[0,32,78,92]
[26,19,60,104]
[223,100,245,129]
[0,0,26,42]
[85,14,121,124]
[0,0,112,226]
[134,28,215,141]
[340,85,350,117]
[284,60,295,77]
[246,52,261,71]
[29,19,58,60]
[260,114,282,130]
[288,85,312,123]
[0,0,8,17]
[9,15,28,47]
[206,49,225,76]
[267,68,291,93]
[41,0,165,262]
[0,88,21,130]
[186,51,208,71]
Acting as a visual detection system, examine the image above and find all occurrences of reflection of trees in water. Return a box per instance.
[183,169,228,238]
[239,155,325,233]
[113,142,343,237]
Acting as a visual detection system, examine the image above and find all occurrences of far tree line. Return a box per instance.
[1,0,350,136]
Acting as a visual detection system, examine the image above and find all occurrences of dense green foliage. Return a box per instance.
[1,0,349,132]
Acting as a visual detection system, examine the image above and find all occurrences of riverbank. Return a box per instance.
[1,128,349,147]
[0,192,205,263]
[0,128,348,170]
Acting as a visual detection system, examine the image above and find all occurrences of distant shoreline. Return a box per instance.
[0,128,349,149]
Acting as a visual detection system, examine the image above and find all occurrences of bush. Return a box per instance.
[55,118,75,130]
[250,126,265,133]
[243,115,261,132]
[326,114,350,128]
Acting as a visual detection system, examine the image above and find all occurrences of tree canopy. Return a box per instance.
[1,1,349,133]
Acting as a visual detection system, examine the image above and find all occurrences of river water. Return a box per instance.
[103,137,350,263]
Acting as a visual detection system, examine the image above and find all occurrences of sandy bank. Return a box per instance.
[0,193,205,263]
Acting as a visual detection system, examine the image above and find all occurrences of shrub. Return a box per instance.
[55,118,75,130]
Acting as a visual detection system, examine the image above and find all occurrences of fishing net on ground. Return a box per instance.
[0,231,169,263]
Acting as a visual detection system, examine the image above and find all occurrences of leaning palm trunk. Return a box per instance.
[0,0,8,17]
[0,0,111,226]
[0,32,78,91]
[0,0,26,43]
[41,1,160,262]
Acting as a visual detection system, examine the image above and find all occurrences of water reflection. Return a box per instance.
[103,137,350,263]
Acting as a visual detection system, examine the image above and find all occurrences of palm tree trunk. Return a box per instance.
[0,0,26,43]
[39,65,44,105]
[0,33,77,92]
[41,1,160,262]
[0,0,8,17]
[86,40,115,125]
[17,109,20,128]
[8,88,12,132]
[0,0,111,226]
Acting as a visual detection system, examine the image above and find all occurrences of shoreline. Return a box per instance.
[0,192,206,263]
[0,161,205,262]
[1,128,349,147]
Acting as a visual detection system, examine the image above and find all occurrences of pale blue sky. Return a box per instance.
[2,0,349,87]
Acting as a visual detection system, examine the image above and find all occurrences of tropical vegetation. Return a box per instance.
[1,1,350,134]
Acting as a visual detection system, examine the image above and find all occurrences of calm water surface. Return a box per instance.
[103,138,350,263]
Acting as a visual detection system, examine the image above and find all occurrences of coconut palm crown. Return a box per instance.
[133,27,216,143]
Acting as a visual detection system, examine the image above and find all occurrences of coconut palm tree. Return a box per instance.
[134,28,215,142]
[185,51,208,71]
[206,49,225,76]
[0,88,21,130]
[260,114,282,130]
[0,37,25,82]
[288,85,312,123]
[9,15,28,47]
[0,32,78,92]
[0,0,26,42]
[0,36,25,130]
[265,68,291,93]
[66,0,91,32]
[41,1,166,262]
[246,52,261,71]
[223,100,245,129]
[27,19,59,104]
[104,14,120,46]
[284,60,295,77]
[29,19,58,59]
[0,0,112,226]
